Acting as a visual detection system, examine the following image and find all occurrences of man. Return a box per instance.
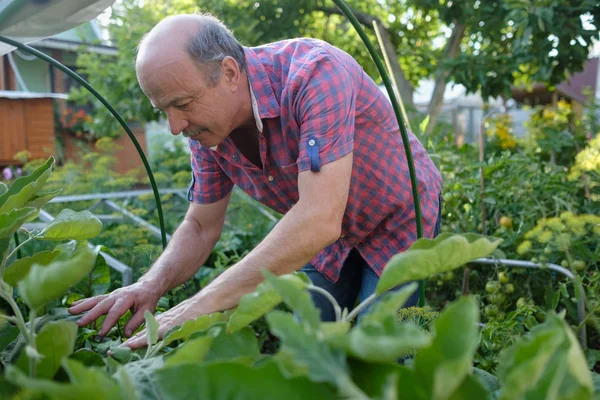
[68,13,442,348]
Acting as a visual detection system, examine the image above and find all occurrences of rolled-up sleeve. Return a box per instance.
[187,140,234,204]
[293,53,356,173]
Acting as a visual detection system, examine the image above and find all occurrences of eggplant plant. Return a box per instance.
[0,158,596,399]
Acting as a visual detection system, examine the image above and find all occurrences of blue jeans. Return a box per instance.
[301,194,443,322]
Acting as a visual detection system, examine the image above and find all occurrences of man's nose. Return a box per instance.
[167,112,189,136]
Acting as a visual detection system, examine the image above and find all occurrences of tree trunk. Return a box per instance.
[372,20,414,109]
[425,21,467,136]
[319,6,414,108]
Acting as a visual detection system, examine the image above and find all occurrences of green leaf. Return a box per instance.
[161,312,228,347]
[0,322,19,353]
[0,182,7,196]
[497,314,568,400]
[70,349,106,368]
[414,296,480,400]
[39,209,103,241]
[26,188,63,209]
[3,250,60,286]
[348,358,414,400]
[561,315,594,393]
[0,237,10,257]
[377,233,502,294]
[0,157,54,213]
[5,359,122,400]
[154,360,336,400]
[18,247,95,309]
[448,374,492,400]
[0,207,38,239]
[108,346,132,364]
[227,274,309,333]
[90,247,111,296]
[337,316,431,362]
[124,358,165,400]
[263,270,319,330]
[14,320,77,379]
[266,310,368,399]
[144,310,159,347]
[360,283,418,326]
[163,334,216,367]
[114,366,141,400]
[202,323,260,363]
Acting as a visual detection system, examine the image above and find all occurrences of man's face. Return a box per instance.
[137,53,240,148]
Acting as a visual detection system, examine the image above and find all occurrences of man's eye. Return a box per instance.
[176,102,191,110]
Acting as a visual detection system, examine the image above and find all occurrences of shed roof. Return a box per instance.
[0,90,68,99]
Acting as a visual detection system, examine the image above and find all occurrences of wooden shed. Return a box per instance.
[0,90,65,166]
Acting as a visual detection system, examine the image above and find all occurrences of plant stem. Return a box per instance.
[0,313,17,324]
[307,285,342,321]
[7,235,34,262]
[0,250,8,279]
[0,288,28,337]
[345,293,377,322]
[29,309,37,377]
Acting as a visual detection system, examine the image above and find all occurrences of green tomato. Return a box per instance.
[498,271,509,284]
[516,297,528,308]
[531,257,538,263]
[490,293,505,304]
[572,260,586,271]
[544,246,552,255]
[560,259,569,268]
[504,283,515,294]
[484,304,499,317]
[485,281,501,294]
[536,311,546,322]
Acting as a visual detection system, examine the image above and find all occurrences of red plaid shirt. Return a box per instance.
[188,38,442,283]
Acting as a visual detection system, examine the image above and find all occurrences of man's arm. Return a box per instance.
[69,192,231,336]
[187,152,353,314]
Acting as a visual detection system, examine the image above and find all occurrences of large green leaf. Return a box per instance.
[263,270,320,330]
[124,357,165,400]
[38,209,102,241]
[163,334,216,367]
[0,237,10,258]
[161,311,228,348]
[3,250,61,286]
[5,359,122,400]
[18,247,95,310]
[0,157,54,213]
[227,274,307,333]
[26,188,63,209]
[0,182,7,196]
[377,233,502,294]
[337,316,431,362]
[414,296,480,400]
[266,310,368,399]
[202,323,260,362]
[348,358,414,400]
[14,320,77,379]
[154,359,336,400]
[448,374,492,400]
[114,366,141,400]
[0,207,38,239]
[497,314,593,400]
[360,283,418,326]
[70,349,106,368]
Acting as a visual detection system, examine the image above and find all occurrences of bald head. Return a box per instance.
[136,13,246,88]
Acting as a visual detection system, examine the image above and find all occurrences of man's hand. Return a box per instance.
[121,297,202,349]
[68,280,162,337]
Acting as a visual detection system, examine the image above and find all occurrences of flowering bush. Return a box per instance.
[485,114,517,150]
[58,107,93,137]
[569,134,600,201]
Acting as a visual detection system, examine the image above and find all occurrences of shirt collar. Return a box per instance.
[243,46,280,120]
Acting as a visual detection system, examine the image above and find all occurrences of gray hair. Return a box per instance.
[186,13,246,86]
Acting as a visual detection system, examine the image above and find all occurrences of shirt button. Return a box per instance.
[268,175,274,182]
[340,234,346,239]
[308,139,316,146]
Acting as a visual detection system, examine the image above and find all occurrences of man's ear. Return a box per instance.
[221,56,240,89]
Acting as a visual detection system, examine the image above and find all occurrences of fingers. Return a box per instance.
[123,329,148,349]
[124,308,150,338]
[76,297,116,327]
[99,297,134,336]
[68,295,107,315]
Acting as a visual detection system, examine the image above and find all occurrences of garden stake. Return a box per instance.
[331,0,425,305]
